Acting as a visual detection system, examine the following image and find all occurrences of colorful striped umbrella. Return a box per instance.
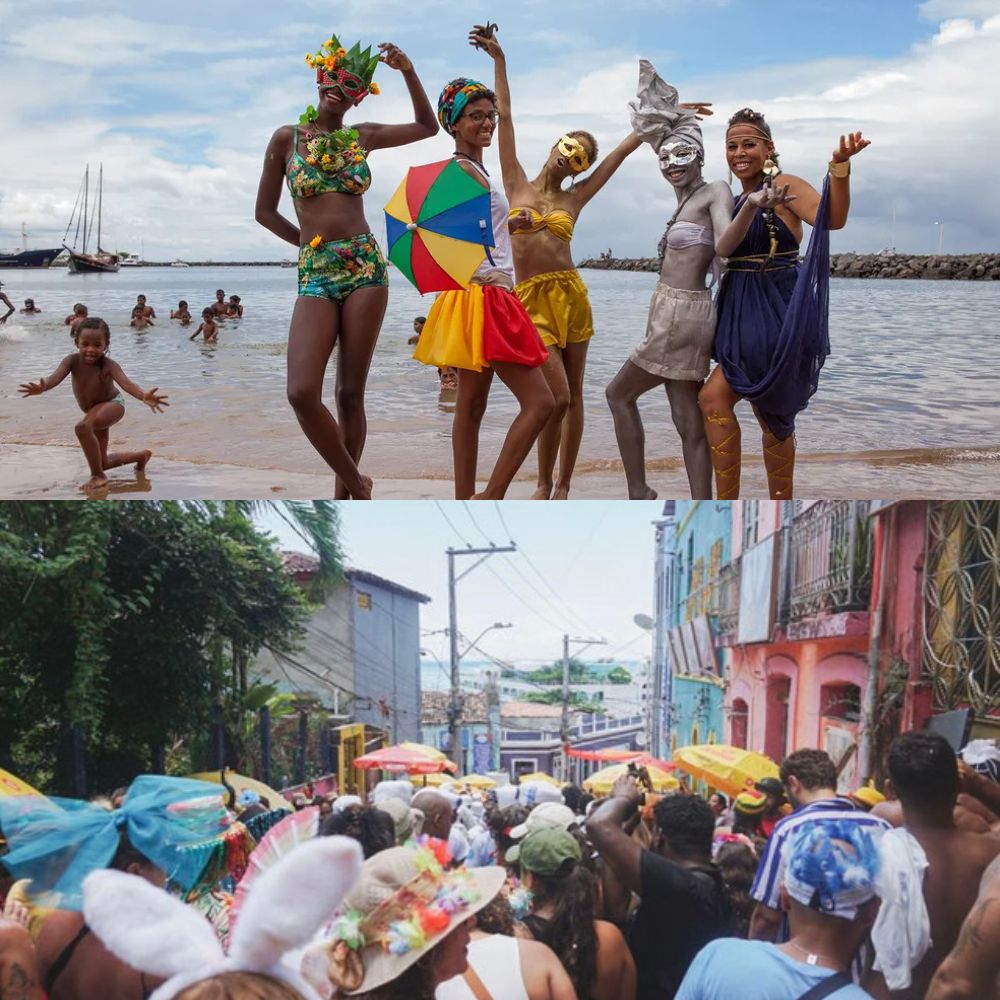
[354,744,459,775]
[384,158,495,293]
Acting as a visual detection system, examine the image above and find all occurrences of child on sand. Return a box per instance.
[189,308,218,342]
[21,298,41,314]
[18,317,168,492]
[170,300,192,325]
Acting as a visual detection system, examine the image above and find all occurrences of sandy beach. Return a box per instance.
[3,442,997,500]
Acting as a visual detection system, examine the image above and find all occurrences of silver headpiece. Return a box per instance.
[628,59,704,160]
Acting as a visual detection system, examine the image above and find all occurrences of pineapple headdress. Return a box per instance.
[306,34,381,103]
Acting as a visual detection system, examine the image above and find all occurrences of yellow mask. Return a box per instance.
[556,135,591,173]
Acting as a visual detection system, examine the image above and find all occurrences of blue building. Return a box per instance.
[653,501,734,758]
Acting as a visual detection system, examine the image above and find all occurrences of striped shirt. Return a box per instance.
[751,796,892,917]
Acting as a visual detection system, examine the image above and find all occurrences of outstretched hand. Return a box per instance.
[680,101,713,120]
[832,131,870,163]
[18,380,44,397]
[749,182,797,210]
[378,43,413,72]
[143,388,169,413]
[469,23,503,59]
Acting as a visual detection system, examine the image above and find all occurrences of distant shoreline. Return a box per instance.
[578,252,1000,280]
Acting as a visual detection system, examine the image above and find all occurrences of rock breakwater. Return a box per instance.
[578,252,1000,280]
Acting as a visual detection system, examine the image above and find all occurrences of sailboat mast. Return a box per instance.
[97,164,103,252]
[82,165,90,254]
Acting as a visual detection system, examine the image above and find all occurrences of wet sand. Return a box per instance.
[2,442,997,500]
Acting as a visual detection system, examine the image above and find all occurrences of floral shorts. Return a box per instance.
[298,233,388,303]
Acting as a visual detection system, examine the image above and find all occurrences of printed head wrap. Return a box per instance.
[628,59,704,160]
[783,819,880,921]
[437,78,494,136]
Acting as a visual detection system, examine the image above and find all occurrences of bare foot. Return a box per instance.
[136,450,152,472]
[551,486,570,500]
[351,475,373,500]
[80,474,109,493]
[530,484,552,500]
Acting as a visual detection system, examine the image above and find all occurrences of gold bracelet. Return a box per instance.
[828,160,851,179]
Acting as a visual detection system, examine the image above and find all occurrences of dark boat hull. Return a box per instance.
[0,248,63,269]
[65,249,120,274]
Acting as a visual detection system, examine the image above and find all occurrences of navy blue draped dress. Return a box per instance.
[713,177,832,441]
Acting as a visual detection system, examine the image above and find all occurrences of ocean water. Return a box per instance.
[1,265,998,492]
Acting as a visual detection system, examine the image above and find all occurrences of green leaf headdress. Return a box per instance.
[306,34,381,104]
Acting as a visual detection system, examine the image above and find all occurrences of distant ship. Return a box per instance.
[0,224,63,269]
[170,260,191,268]
[120,253,144,267]
[63,164,120,274]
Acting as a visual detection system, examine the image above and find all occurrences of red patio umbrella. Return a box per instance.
[353,745,458,775]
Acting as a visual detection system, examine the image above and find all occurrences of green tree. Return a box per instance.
[607,666,633,684]
[0,501,341,795]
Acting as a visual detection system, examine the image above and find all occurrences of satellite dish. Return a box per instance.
[633,613,655,631]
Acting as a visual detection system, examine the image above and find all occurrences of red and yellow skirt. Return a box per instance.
[413,283,548,372]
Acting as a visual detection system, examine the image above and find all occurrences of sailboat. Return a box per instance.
[63,164,120,274]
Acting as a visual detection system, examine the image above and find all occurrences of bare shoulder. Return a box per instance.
[595,919,627,947]
[102,357,125,376]
[455,158,490,190]
[518,936,559,961]
[780,172,817,195]
[267,124,295,153]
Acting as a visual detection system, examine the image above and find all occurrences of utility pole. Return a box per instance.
[561,635,607,782]
[448,544,516,771]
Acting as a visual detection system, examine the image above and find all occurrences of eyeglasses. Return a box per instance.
[463,110,500,125]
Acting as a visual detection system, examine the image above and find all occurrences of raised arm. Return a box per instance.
[254,126,301,248]
[106,360,169,412]
[472,27,528,195]
[0,293,13,324]
[584,776,645,894]
[359,44,438,151]
[572,132,643,209]
[18,354,73,396]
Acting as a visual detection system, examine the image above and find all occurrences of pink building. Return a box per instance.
[721,501,876,791]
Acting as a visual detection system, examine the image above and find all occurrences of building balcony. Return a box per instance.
[714,557,741,644]
[782,500,873,631]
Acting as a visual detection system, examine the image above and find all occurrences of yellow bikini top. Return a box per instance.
[509,207,575,242]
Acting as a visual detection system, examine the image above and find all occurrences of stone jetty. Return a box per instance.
[578,252,1000,280]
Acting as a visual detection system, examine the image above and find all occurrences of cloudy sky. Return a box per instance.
[1,0,997,260]
[259,501,662,667]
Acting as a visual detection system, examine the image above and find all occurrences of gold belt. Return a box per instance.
[726,250,799,273]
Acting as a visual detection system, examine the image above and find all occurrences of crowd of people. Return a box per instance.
[1,730,999,1000]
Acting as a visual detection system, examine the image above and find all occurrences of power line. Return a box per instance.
[493,502,514,543]
[462,501,493,545]
[435,501,474,546]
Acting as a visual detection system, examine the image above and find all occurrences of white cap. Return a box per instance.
[509,802,578,841]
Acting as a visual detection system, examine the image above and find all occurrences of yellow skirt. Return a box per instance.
[413,284,548,372]
[514,269,594,349]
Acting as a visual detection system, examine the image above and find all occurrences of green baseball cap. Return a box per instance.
[515,828,582,876]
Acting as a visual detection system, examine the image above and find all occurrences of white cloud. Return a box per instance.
[2,2,998,259]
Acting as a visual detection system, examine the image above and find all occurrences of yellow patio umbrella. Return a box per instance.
[672,745,779,798]
[407,772,452,787]
[187,769,295,812]
[461,774,497,790]
[0,768,45,798]
[583,763,679,796]
[517,772,561,788]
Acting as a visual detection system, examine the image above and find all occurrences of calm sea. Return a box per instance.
[1,265,998,492]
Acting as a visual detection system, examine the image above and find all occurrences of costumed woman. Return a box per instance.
[413,78,554,499]
[304,838,507,1000]
[697,109,870,499]
[256,34,438,499]
[606,61,731,501]
[0,776,240,1000]
[471,27,646,501]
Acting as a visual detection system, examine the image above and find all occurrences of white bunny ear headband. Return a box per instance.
[83,836,364,1000]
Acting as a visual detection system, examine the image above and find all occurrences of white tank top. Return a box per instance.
[459,157,513,281]
[435,935,529,1000]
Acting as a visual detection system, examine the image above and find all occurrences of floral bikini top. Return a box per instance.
[286,126,371,199]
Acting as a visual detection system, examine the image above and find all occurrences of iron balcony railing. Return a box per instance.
[784,501,873,620]
[714,557,741,635]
